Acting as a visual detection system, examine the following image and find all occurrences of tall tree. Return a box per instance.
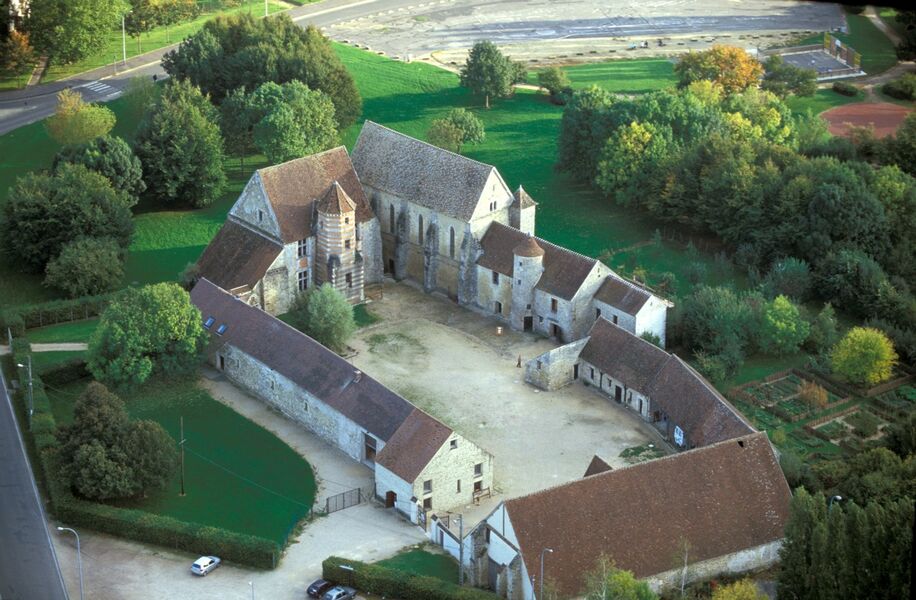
[830,327,898,386]
[45,89,117,146]
[674,45,764,94]
[1,163,134,272]
[54,135,146,200]
[162,14,362,127]
[426,108,485,154]
[44,237,125,298]
[134,80,226,207]
[460,40,515,108]
[759,295,810,356]
[286,284,356,353]
[538,66,571,97]
[0,30,36,80]
[761,55,817,98]
[248,81,338,163]
[88,283,208,389]
[27,0,128,63]
[556,85,616,180]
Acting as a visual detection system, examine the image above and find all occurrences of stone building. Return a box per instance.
[463,432,791,599]
[196,147,383,314]
[191,278,494,517]
[527,317,754,449]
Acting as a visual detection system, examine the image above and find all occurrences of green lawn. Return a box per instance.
[526,58,677,94]
[784,88,866,115]
[798,14,898,75]
[46,375,317,543]
[354,304,380,328]
[27,319,99,343]
[878,8,909,39]
[30,351,87,372]
[377,548,459,583]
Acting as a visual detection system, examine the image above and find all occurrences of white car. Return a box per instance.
[190,556,221,576]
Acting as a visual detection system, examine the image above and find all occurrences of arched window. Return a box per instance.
[449,227,456,258]
[418,215,424,245]
[389,204,395,232]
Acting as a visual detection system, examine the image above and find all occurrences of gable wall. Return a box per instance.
[414,431,494,513]
[229,174,282,241]
[475,266,513,319]
[593,298,637,336]
[635,296,668,348]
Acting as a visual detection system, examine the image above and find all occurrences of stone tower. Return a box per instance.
[509,234,544,332]
[509,186,537,236]
[315,181,365,303]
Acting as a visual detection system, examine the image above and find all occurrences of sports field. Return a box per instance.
[46,375,317,543]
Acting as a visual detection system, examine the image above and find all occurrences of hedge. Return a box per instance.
[8,343,281,570]
[323,556,501,600]
[2,291,123,335]
[832,81,859,96]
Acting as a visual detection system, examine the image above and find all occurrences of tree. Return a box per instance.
[1,163,134,272]
[45,89,116,146]
[830,327,898,386]
[123,0,160,53]
[427,108,484,154]
[162,14,362,127]
[805,303,839,355]
[134,80,226,208]
[557,86,616,180]
[27,0,127,63]
[711,579,767,600]
[762,257,811,302]
[760,295,810,356]
[583,556,657,600]
[426,118,463,154]
[88,283,208,389]
[640,331,662,347]
[54,135,146,200]
[761,55,817,98]
[538,66,571,96]
[0,30,36,80]
[285,284,356,353]
[460,41,515,108]
[674,46,764,94]
[248,81,338,163]
[123,75,161,122]
[885,412,916,458]
[595,120,673,206]
[57,382,177,500]
[44,237,124,297]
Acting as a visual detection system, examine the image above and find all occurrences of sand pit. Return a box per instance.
[823,102,912,138]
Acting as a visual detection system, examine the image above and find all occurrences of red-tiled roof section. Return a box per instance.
[583,455,612,477]
[579,318,670,392]
[376,409,453,482]
[190,279,415,443]
[505,432,790,596]
[257,147,372,243]
[595,275,651,315]
[513,186,537,209]
[317,181,356,215]
[195,220,282,291]
[478,222,597,300]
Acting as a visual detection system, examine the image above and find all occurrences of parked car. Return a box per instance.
[190,556,221,576]
[307,578,335,598]
[321,586,357,600]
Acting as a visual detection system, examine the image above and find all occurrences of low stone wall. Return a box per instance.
[644,540,783,593]
[524,338,588,391]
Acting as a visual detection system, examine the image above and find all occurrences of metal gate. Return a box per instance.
[324,486,371,514]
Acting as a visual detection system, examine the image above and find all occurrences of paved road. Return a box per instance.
[0,369,69,600]
[0,0,420,135]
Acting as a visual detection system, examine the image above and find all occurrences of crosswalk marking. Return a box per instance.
[82,81,114,94]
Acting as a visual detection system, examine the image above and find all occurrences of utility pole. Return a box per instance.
[458,514,464,585]
[179,416,186,496]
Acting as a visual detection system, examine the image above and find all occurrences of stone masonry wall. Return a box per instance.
[229,174,281,240]
[525,338,589,391]
[644,540,783,593]
[413,431,494,513]
[374,463,415,517]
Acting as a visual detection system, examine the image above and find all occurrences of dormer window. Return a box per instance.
[204,317,215,329]
[216,324,228,335]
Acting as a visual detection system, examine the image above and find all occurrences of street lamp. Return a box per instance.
[16,356,32,429]
[829,495,843,511]
[539,547,553,599]
[249,581,254,600]
[57,527,83,600]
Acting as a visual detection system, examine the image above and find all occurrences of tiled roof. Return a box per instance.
[195,220,282,291]
[513,235,544,258]
[513,186,537,209]
[376,409,453,482]
[595,275,651,315]
[191,279,415,443]
[580,319,754,447]
[504,432,790,596]
[582,455,612,477]
[351,121,500,222]
[317,181,356,215]
[257,147,372,243]
[478,222,598,301]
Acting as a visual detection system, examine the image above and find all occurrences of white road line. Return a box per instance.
[292,0,378,22]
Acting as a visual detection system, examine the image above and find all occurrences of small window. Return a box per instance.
[423,479,433,494]
[492,271,499,285]
[258,209,264,223]
[346,273,353,288]
[612,315,619,325]
[298,270,308,291]
[450,439,458,450]
[596,308,602,318]
[345,217,350,224]
[389,204,395,232]
[456,480,462,493]
[423,497,432,510]
[474,463,483,477]
[345,239,352,249]
[216,324,227,335]
[449,227,456,258]
[539,316,544,323]
[590,368,595,379]
[418,215,424,244]
[551,298,558,313]
[297,239,307,259]
[537,360,542,370]
[526,304,531,309]
[204,317,215,329]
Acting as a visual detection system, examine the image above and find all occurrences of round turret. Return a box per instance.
[513,234,544,258]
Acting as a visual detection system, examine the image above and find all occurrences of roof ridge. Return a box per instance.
[595,318,668,358]
[492,222,597,266]
[225,215,284,247]
[360,120,496,172]
[605,271,652,297]
[669,355,756,430]
[256,145,349,174]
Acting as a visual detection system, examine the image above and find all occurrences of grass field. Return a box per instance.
[377,548,458,583]
[784,87,866,115]
[30,351,87,372]
[526,59,677,94]
[46,375,317,543]
[27,319,99,343]
[878,8,909,39]
[798,13,898,75]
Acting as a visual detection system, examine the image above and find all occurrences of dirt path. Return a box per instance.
[0,342,88,356]
[865,6,902,47]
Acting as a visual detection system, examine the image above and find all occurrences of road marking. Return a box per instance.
[292,0,378,22]
[76,80,115,95]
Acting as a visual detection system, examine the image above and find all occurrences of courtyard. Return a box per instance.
[350,282,665,520]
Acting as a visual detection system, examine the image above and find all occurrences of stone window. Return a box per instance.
[298,239,307,258]
[346,273,353,288]
[596,308,602,318]
[551,298,558,313]
[539,316,544,323]
[536,360,542,370]
[345,239,352,249]
[345,217,350,224]
[418,215,424,244]
[491,271,499,285]
[258,209,264,223]
[449,227,456,258]
[474,463,483,477]
[389,204,395,232]
[450,439,458,450]
[298,270,308,291]
[590,367,595,379]
[612,314,619,325]
[494,301,502,314]
[423,497,432,510]
[423,479,433,494]
[456,480,461,493]
[526,304,531,309]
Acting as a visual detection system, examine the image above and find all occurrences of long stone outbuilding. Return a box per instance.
[191,278,494,518]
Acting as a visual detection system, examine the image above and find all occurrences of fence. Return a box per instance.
[324,486,372,514]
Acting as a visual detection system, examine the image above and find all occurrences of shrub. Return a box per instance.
[53,135,146,200]
[285,284,356,353]
[538,66,571,96]
[6,292,121,331]
[882,74,916,101]
[832,81,859,97]
[44,237,125,298]
[798,380,828,411]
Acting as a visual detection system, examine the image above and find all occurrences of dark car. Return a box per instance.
[307,579,334,598]
[322,586,357,600]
